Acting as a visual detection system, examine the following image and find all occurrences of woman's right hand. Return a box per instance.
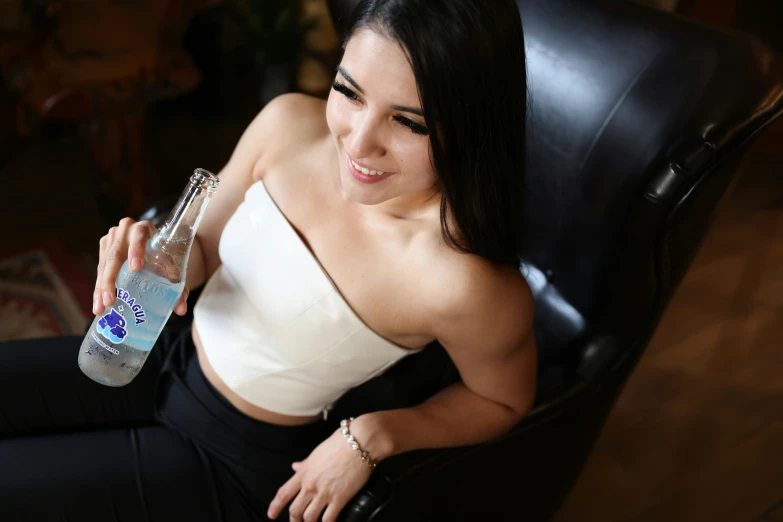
[93,218,190,317]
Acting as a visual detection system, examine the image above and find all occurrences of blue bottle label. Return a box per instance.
[96,287,147,344]
[115,287,147,326]
[97,309,127,343]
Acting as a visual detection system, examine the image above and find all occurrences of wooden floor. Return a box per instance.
[1,119,781,522]
[553,146,783,522]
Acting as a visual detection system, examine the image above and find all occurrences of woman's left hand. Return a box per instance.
[267,428,373,522]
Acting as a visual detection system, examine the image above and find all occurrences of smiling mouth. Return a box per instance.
[348,155,390,176]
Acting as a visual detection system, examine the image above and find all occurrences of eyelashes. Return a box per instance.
[394,115,429,136]
[331,81,429,136]
[332,81,358,101]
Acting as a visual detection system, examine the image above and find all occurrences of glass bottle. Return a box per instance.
[78,168,219,386]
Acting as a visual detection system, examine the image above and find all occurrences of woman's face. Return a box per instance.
[326,28,439,213]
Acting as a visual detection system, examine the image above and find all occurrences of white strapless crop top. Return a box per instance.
[192,180,424,417]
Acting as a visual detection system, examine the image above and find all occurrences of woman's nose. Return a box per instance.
[347,114,386,159]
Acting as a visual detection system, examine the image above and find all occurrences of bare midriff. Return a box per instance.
[191,323,324,426]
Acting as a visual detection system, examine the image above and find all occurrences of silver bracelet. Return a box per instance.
[340,417,377,469]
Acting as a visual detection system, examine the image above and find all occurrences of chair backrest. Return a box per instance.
[326,0,783,412]
[516,0,782,372]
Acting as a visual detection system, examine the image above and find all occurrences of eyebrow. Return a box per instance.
[336,66,424,117]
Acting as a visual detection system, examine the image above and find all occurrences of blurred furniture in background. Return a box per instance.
[0,0,222,219]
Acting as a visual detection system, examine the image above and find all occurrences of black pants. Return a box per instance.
[0,320,333,522]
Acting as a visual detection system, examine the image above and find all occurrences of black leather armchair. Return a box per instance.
[144,0,783,520]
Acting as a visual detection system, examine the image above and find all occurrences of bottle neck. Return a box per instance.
[153,181,214,247]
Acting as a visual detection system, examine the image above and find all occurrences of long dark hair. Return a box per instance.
[343,0,528,268]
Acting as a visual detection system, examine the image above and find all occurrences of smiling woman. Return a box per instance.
[0,1,535,522]
[326,29,441,208]
[329,0,530,266]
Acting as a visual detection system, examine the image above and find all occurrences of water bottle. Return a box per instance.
[78,168,219,386]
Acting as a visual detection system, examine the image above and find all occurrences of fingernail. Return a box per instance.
[93,298,99,314]
[103,291,113,306]
[131,258,141,271]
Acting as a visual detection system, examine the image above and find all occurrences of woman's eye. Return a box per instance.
[333,80,428,136]
[332,81,359,101]
[394,116,429,136]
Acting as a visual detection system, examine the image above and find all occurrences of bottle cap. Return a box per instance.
[191,168,220,194]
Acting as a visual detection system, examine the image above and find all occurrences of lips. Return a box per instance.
[346,155,394,183]
[348,155,390,176]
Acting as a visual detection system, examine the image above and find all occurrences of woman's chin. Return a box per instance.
[338,168,376,204]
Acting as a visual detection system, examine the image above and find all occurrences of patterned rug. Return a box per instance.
[0,236,92,341]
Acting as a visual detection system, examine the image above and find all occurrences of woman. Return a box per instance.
[0,0,536,520]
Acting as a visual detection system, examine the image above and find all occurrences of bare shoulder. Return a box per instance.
[424,247,537,416]
[252,93,328,175]
[427,251,535,345]
[255,92,326,132]
[267,93,326,130]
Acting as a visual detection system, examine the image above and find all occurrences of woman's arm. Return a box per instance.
[350,265,537,460]
[184,238,207,290]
